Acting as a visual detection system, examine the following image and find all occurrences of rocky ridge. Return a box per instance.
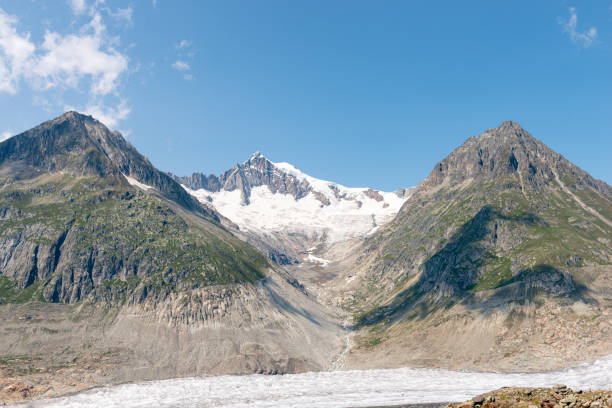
[174,152,411,263]
[173,151,312,205]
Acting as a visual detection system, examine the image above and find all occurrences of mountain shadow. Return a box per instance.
[357,204,593,327]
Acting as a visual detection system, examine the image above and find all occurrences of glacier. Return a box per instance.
[22,354,612,408]
[184,159,410,245]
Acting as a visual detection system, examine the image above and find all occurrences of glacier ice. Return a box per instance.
[24,354,612,408]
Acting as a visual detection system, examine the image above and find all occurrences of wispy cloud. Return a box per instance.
[68,0,87,15]
[108,7,133,24]
[0,5,131,128]
[560,7,597,48]
[81,99,131,128]
[172,60,190,71]
[172,39,194,80]
[176,39,190,49]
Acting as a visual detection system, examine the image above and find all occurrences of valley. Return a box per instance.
[0,113,611,405]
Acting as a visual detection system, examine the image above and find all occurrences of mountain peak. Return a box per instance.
[421,122,545,189]
[52,111,98,126]
[497,120,524,132]
[420,121,612,200]
[0,112,212,216]
[57,110,88,120]
[244,151,269,165]
[480,120,531,142]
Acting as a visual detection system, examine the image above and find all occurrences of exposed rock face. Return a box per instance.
[420,121,612,200]
[172,172,222,192]
[364,189,384,202]
[338,121,612,371]
[174,152,411,265]
[0,269,344,404]
[0,112,347,402]
[0,112,266,303]
[174,152,312,204]
[0,112,211,215]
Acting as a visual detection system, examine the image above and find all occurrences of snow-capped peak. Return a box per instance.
[247,151,264,162]
[272,161,368,203]
[181,155,413,247]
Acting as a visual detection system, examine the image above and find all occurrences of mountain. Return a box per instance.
[173,152,411,264]
[336,121,612,372]
[175,152,312,205]
[0,112,260,302]
[0,113,346,400]
[2,114,610,403]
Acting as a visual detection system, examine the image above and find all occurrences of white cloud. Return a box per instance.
[0,9,36,94]
[176,39,190,49]
[68,0,87,15]
[0,6,131,127]
[561,7,597,48]
[108,7,133,24]
[0,130,12,142]
[76,99,131,128]
[1,8,128,95]
[172,60,190,71]
[35,29,128,95]
[173,41,194,80]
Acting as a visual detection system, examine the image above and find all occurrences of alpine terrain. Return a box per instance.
[173,152,410,266]
[0,112,346,402]
[330,121,612,372]
[0,115,610,404]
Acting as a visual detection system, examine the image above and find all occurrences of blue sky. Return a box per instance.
[0,1,610,190]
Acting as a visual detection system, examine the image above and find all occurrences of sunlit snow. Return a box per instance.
[24,355,612,408]
[184,160,410,244]
[305,253,331,266]
[123,174,153,191]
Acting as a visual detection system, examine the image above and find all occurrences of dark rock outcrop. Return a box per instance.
[173,152,313,204]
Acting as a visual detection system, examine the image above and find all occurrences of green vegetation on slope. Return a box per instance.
[0,173,268,304]
[355,178,612,327]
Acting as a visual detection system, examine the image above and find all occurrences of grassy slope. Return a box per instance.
[0,172,268,304]
[354,174,612,327]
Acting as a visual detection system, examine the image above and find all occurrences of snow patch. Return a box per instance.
[123,174,153,191]
[305,254,330,266]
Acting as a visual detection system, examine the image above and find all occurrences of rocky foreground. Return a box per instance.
[0,353,115,404]
[447,385,612,408]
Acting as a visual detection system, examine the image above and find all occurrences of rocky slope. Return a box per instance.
[0,112,347,403]
[174,152,410,264]
[174,152,312,205]
[0,112,264,303]
[447,385,612,408]
[336,121,612,372]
